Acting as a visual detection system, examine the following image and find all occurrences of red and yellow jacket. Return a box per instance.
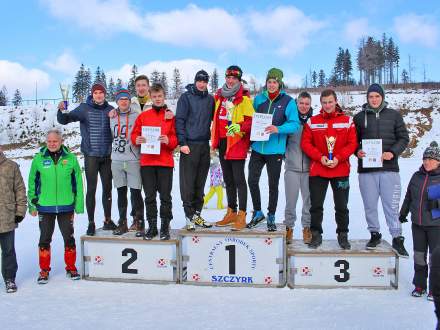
[131,106,178,167]
[211,86,254,160]
[301,105,358,178]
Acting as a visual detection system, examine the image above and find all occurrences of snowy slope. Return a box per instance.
[1,92,439,329]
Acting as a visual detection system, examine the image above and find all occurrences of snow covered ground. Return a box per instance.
[0,157,437,330]
[1,91,439,329]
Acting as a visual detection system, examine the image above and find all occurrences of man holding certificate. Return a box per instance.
[301,89,357,249]
[353,83,410,257]
[131,83,178,240]
[248,68,299,232]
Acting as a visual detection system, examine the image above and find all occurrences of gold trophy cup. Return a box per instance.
[325,136,337,164]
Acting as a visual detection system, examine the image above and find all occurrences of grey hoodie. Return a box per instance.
[110,108,140,161]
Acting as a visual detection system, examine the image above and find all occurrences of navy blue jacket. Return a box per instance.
[57,95,114,157]
[175,84,215,146]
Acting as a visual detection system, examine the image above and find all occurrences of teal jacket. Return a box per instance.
[251,90,299,155]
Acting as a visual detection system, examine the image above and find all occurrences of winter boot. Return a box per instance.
[103,218,117,231]
[302,227,312,244]
[160,218,171,240]
[135,219,145,238]
[366,232,382,250]
[215,208,237,227]
[86,222,96,236]
[186,216,196,231]
[266,213,277,232]
[337,232,351,250]
[308,231,322,249]
[5,279,17,293]
[427,292,434,301]
[128,217,138,231]
[231,210,247,231]
[246,210,265,229]
[144,219,158,240]
[411,287,426,297]
[392,236,409,258]
[113,219,128,235]
[193,211,212,228]
[286,227,293,244]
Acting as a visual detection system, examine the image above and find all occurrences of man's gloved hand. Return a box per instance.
[227,123,240,135]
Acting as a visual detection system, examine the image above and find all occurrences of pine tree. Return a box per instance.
[128,64,138,96]
[311,70,318,88]
[0,86,8,106]
[100,70,107,90]
[160,72,169,96]
[72,64,92,102]
[107,77,116,101]
[84,68,92,96]
[150,70,161,85]
[94,66,102,85]
[116,78,123,91]
[318,69,326,87]
[401,69,410,85]
[210,68,219,93]
[171,68,183,99]
[12,89,22,106]
[342,49,353,85]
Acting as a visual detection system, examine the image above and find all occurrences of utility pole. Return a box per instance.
[35,81,38,105]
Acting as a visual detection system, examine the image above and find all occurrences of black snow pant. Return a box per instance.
[38,212,75,249]
[117,187,144,221]
[248,150,283,215]
[218,138,247,212]
[179,142,210,218]
[84,156,112,223]
[141,166,173,221]
[0,230,18,281]
[411,223,440,291]
[309,176,350,234]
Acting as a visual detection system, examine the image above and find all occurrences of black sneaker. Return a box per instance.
[246,210,266,229]
[266,214,277,232]
[144,219,158,240]
[102,219,117,231]
[66,270,81,280]
[308,231,322,249]
[5,279,17,293]
[86,222,96,236]
[113,219,128,235]
[366,232,382,250]
[411,287,426,297]
[160,218,171,240]
[37,270,49,284]
[337,232,351,250]
[135,219,145,238]
[392,236,409,258]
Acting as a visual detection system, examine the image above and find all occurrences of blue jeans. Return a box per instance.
[0,230,18,281]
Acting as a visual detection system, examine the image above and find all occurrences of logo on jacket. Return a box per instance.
[43,160,52,167]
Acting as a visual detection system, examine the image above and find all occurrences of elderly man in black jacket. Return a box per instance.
[354,83,410,257]
[176,70,215,230]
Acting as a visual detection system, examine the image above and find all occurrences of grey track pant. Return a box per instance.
[284,170,311,229]
[359,171,402,238]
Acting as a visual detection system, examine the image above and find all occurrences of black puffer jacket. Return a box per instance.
[175,84,215,146]
[353,103,409,173]
[400,166,440,226]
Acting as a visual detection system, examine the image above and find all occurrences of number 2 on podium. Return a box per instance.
[122,248,138,274]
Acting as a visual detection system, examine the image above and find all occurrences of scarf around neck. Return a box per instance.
[221,82,241,99]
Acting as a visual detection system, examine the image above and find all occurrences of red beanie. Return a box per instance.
[91,83,106,95]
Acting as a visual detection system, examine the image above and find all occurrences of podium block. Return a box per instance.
[179,225,286,287]
[81,229,180,284]
[288,240,398,289]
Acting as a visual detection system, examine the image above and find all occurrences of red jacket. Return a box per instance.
[301,106,358,178]
[211,85,254,160]
[131,107,178,167]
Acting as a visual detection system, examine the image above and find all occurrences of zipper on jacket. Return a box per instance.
[419,173,429,225]
[55,157,59,213]
[262,98,275,154]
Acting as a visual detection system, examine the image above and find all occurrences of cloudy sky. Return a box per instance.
[0,0,439,99]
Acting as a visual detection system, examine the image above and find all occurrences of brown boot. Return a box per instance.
[286,227,293,244]
[231,210,247,231]
[303,227,312,244]
[216,208,237,227]
[128,218,138,231]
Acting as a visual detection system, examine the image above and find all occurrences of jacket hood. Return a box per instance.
[86,95,110,110]
[186,83,209,97]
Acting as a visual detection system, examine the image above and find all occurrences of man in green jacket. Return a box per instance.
[28,129,84,284]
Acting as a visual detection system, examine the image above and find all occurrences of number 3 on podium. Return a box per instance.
[334,260,350,282]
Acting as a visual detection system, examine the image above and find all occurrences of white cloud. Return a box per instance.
[0,60,51,98]
[394,14,439,48]
[344,18,371,44]
[44,51,80,75]
[42,1,248,51]
[107,59,218,86]
[249,6,324,56]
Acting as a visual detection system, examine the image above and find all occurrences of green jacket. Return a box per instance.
[28,146,84,214]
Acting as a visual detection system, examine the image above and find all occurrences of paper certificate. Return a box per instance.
[141,126,161,155]
[362,139,382,168]
[250,113,273,141]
